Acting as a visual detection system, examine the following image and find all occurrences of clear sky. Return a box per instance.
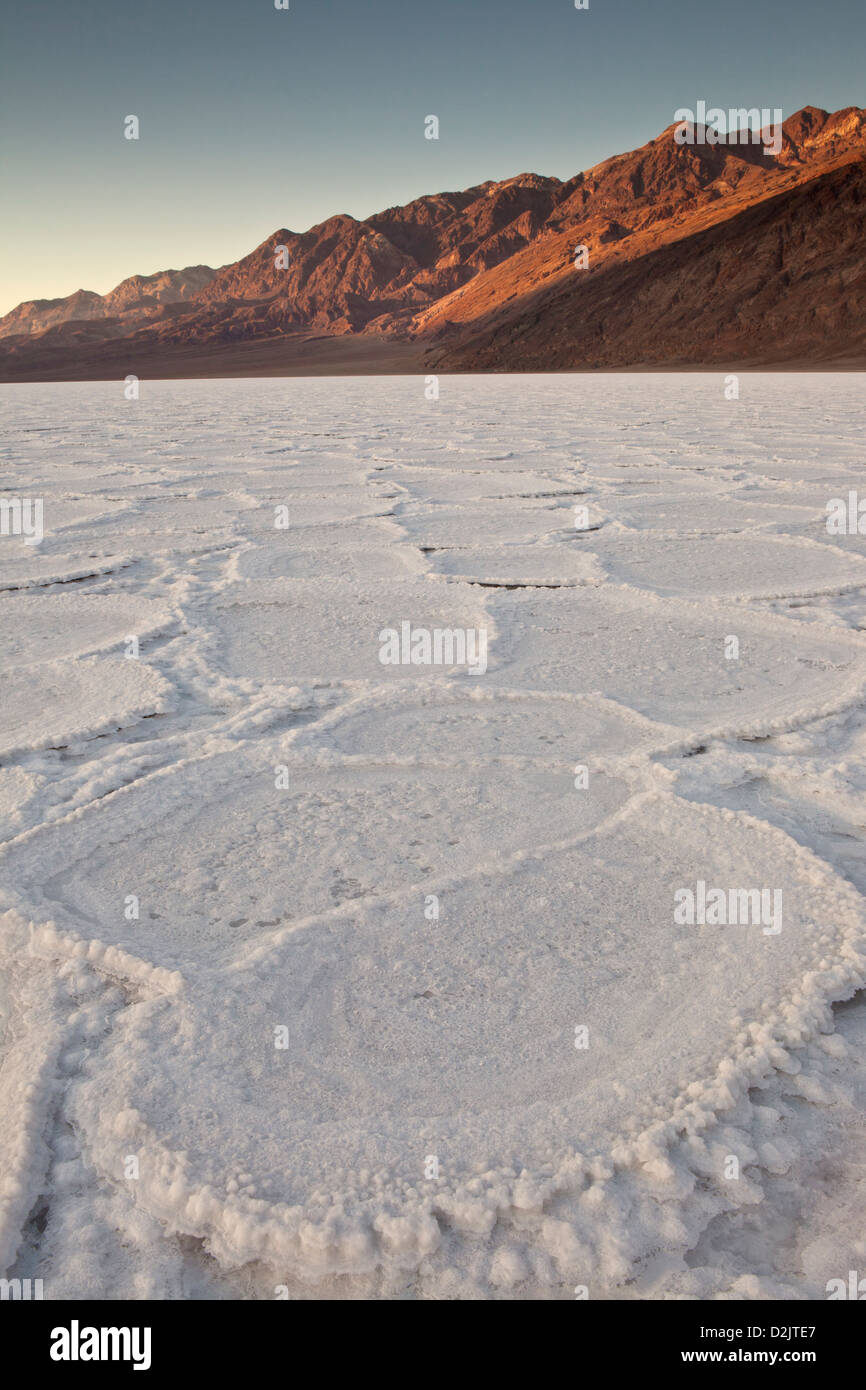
[1,0,863,315]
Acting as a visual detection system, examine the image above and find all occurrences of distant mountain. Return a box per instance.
[0,266,216,340]
[1,105,863,378]
[421,106,866,369]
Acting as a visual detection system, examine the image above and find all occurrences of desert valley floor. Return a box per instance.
[1,374,865,1300]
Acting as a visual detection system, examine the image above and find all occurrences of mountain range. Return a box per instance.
[2,104,864,379]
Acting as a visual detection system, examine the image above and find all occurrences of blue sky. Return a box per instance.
[1,0,863,313]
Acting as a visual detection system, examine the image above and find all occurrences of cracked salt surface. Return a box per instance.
[1,374,866,1299]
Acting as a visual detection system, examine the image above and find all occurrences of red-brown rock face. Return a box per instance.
[1,105,863,375]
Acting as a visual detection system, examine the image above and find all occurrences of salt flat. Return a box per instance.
[1,374,865,1300]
